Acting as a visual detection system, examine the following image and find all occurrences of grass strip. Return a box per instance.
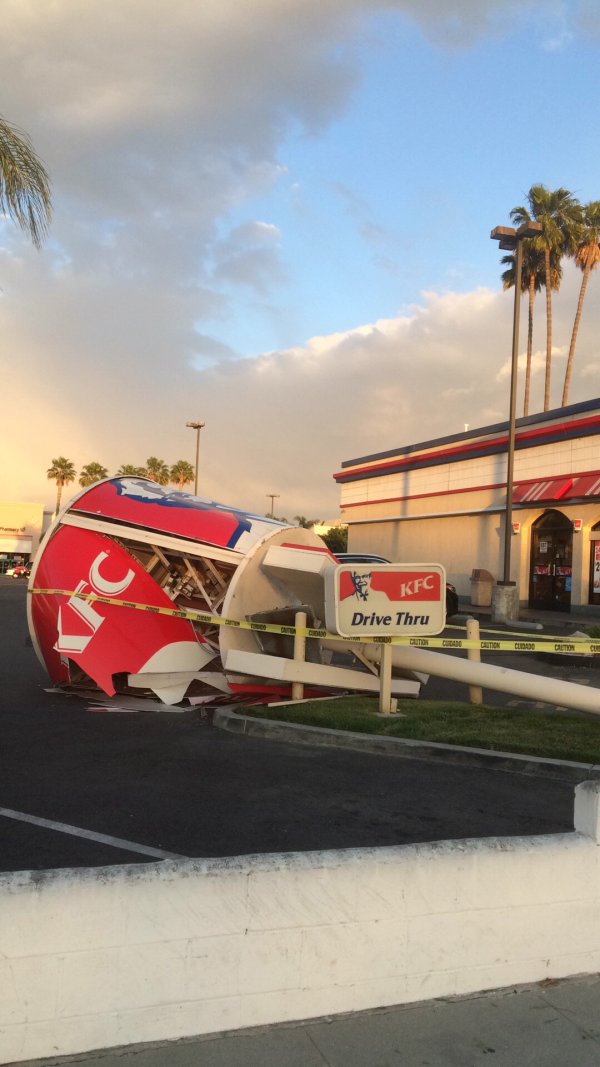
[242,697,600,764]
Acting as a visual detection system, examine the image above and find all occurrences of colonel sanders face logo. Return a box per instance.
[350,570,372,601]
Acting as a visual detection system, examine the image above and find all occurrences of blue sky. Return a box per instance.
[1,1,600,518]
[204,3,600,360]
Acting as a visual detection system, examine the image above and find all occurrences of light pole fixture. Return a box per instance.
[490,220,542,587]
[186,421,205,496]
[266,493,280,518]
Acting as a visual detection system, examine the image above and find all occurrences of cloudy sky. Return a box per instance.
[2,0,600,520]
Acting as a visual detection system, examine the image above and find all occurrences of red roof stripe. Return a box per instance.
[333,414,600,482]
[340,470,600,511]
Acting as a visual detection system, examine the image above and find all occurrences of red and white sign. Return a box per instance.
[69,478,282,554]
[325,563,446,638]
[30,525,204,695]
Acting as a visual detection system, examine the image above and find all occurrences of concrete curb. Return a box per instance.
[213,707,600,782]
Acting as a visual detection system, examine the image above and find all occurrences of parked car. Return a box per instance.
[11,562,32,579]
[334,553,459,617]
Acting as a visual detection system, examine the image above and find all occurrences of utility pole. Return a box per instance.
[266,493,280,518]
[490,220,542,619]
[186,421,205,496]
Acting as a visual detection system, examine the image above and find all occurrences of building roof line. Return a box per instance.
[334,413,600,484]
[337,397,600,472]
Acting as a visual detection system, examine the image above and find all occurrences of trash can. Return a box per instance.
[470,568,494,607]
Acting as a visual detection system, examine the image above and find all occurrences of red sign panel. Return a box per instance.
[339,569,442,603]
[69,478,280,553]
[31,525,202,695]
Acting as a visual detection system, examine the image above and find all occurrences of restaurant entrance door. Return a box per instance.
[589,522,600,607]
[529,510,573,612]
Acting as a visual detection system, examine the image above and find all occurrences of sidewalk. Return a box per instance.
[461,602,599,632]
[16,975,600,1066]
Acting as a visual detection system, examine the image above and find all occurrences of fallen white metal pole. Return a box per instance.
[382,644,600,716]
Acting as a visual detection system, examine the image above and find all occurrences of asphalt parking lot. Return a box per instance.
[0,579,590,873]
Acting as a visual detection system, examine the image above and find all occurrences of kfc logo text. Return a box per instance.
[55,551,135,655]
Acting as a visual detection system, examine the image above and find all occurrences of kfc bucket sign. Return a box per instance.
[325,563,446,638]
[30,525,208,695]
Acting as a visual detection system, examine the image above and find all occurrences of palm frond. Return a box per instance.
[0,116,52,248]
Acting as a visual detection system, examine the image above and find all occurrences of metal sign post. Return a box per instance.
[379,642,394,714]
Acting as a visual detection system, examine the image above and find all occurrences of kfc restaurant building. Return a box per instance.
[334,398,600,615]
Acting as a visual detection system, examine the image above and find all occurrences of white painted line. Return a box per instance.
[0,807,184,861]
[87,706,141,713]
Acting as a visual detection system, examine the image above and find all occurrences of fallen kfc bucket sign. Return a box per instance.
[325,563,447,638]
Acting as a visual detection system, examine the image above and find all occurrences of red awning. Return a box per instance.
[513,472,600,504]
[564,473,600,499]
[513,478,573,504]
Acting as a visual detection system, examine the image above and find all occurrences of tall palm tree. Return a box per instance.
[562,200,600,406]
[145,457,169,485]
[79,462,108,487]
[170,459,195,490]
[294,516,321,528]
[47,457,76,515]
[511,186,582,410]
[116,464,147,477]
[501,241,548,417]
[0,115,52,248]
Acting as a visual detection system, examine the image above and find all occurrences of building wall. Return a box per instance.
[349,514,501,601]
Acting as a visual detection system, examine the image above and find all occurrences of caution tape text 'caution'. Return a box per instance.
[29,588,600,656]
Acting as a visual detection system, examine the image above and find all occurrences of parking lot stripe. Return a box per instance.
[0,807,184,860]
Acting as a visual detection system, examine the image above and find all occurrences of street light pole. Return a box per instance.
[266,493,279,518]
[186,421,205,496]
[490,221,542,598]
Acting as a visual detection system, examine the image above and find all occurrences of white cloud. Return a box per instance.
[5,267,597,519]
[0,0,597,524]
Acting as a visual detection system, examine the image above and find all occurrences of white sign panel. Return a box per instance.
[325,563,446,638]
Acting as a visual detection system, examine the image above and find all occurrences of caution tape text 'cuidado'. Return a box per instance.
[28,588,600,656]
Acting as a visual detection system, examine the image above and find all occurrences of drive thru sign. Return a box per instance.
[325,563,447,639]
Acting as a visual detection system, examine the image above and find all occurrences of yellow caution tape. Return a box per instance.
[29,588,600,656]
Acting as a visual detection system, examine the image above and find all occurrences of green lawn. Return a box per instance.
[242,697,600,765]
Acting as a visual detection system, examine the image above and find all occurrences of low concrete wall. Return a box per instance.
[2,781,600,1065]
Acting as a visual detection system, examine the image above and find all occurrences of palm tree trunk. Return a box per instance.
[562,263,590,406]
[523,273,535,417]
[55,481,62,515]
[544,249,552,411]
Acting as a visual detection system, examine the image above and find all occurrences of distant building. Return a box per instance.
[334,398,600,615]
[0,502,52,570]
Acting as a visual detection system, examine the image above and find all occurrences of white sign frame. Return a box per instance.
[325,563,447,638]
